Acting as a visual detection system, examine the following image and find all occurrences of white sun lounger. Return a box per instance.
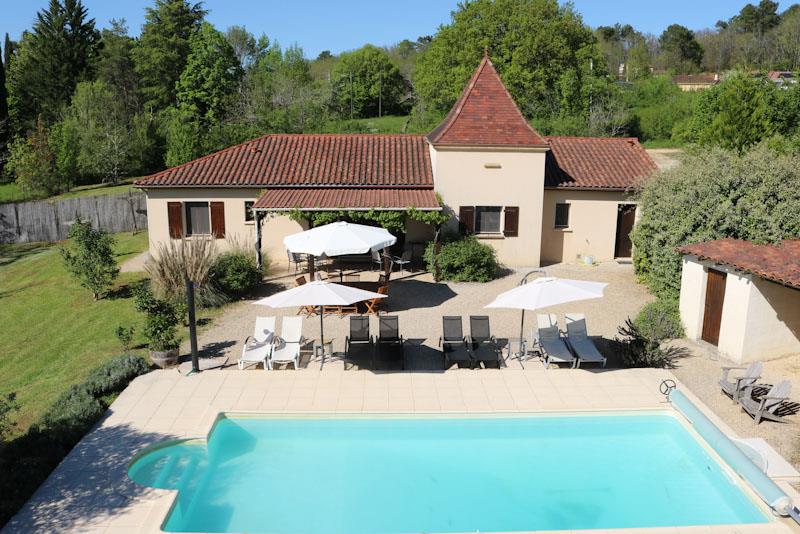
[268,316,304,370]
[238,316,276,370]
[536,314,576,369]
[564,313,607,368]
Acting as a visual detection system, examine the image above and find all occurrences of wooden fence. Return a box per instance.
[0,191,148,244]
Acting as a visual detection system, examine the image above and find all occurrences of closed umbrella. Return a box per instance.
[253,280,387,354]
[485,275,607,354]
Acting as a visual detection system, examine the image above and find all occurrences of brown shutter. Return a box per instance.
[503,206,519,237]
[210,202,226,238]
[458,206,475,235]
[167,202,183,238]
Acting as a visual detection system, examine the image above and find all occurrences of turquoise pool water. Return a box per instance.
[128,414,769,533]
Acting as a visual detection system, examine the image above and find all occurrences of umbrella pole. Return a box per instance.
[518,309,525,360]
[319,306,325,364]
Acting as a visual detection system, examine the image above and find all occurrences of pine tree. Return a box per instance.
[3,33,14,70]
[133,0,207,112]
[0,41,9,175]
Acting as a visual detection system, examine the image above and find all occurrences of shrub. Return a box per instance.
[211,251,262,298]
[146,237,224,307]
[616,318,686,368]
[0,393,19,444]
[82,355,150,398]
[36,385,106,446]
[634,298,684,341]
[133,281,181,352]
[115,325,136,353]
[425,237,498,282]
[60,218,120,300]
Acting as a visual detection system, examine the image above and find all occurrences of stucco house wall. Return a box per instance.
[679,255,800,363]
[430,145,547,267]
[540,189,636,265]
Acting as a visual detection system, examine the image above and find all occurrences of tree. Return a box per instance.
[331,44,410,118]
[97,19,139,113]
[732,1,781,34]
[176,22,243,124]
[60,218,120,300]
[595,23,646,81]
[632,145,800,298]
[5,0,100,129]
[658,24,703,73]
[0,39,9,175]
[3,33,14,69]
[316,50,332,61]
[6,117,64,196]
[133,0,206,112]
[414,0,606,122]
[225,25,268,70]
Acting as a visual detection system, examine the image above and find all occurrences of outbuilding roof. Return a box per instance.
[426,54,548,148]
[678,238,800,290]
[544,136,657,190]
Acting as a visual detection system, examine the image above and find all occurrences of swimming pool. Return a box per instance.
[129,413,770,533]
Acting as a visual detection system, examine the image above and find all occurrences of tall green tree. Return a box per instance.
[331,44,410,118]
[6,0,100,129]
[133,0,206,112]
[658,24,703,73]
[3,34,14,70]
[0,40,9,175]
[97,19,140,113]
[414,0,606,122]
[176,22,243,124]
[732,0,781,34]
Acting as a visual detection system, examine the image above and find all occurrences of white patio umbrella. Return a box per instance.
[485,275,608,351]
[284,221,396,257]
[253,280,387,351]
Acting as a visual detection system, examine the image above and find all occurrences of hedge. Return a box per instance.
[0,355,151,527]
[424,237,498,282]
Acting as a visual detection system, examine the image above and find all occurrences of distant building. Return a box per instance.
[672,74,720,91]
[767,71,797,88]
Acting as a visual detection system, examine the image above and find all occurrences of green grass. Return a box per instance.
[0,178,141,204]
[641,139,686,149]
[0,232,152,432]
[0,182,28,203]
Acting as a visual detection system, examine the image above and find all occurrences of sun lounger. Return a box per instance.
[375,316,404,370]
[469,315,501,368]
[536,314,575,369]
[238,316,276,370]
[564,313,607,368]
[719,362,762,403]
[440,316,473,369]
[345,316,373,369]
[268,316,304,370]
[740,380,792,424]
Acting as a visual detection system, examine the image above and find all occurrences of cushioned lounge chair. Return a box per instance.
[564,313,607,368]
[239,316,276,370]
[469,315,501,368]
[375,316,404,370]
[440,316,473,369]
[268,316,304,370]
[536,314,576,369]
[345,316,373,369]
[719,362,763,404]
[741,380,792,424]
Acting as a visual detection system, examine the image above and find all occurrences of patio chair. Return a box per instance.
[287,250,303,273]
[564,313,607,368]
[439,316,473,369]
[361,285,386,315]
[375,316,404,370]
[267,316,304,370]
[468,315,501,368]
[371,249,384,271]
[740,380,792,424]
[345,316,373,369]
[294,276,317,316]
[719,362,763,404]
[238,316,276,370]
[391,250,412,274]
[535,314,576,369]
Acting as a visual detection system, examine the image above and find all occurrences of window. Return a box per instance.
[554,203,570,228]
[185,202,211,236]
[475,206,502,234]
[245,201,255,222]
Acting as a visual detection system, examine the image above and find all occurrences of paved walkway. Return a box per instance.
[4,367,796,534]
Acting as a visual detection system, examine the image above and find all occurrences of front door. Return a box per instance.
[701,269,727,346]
[614,204,637,258]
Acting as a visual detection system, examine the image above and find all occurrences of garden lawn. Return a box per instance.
[0,178,141,203]
[0,183,28,203]
[0,232,150,433]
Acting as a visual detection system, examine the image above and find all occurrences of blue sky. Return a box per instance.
[2,1,785,58]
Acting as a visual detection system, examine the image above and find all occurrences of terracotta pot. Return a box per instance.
[150,348,179,369]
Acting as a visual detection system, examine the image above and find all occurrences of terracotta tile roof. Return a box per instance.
[253,188,440,210]
[426,54,548,148]
[134,134,433,188]
[678,239,800,290]
[768,71,794,81]
[672,74,719,85]
[544,136,657,190]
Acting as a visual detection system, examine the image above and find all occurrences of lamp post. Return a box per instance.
[185,275,200,374]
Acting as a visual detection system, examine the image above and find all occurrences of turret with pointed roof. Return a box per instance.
[426,53,548,148]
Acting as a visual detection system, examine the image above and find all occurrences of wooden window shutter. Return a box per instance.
[210,202,226,238]
[458,206,475,235]
[167,202,183,238]
[503,206,519,237]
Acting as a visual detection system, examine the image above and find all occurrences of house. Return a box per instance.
[768,71,797,88]
[678,239,800,363]
[135,54,657,267]
[671,74,719,91]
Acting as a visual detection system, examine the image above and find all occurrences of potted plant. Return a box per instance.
[133,281,181,368]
